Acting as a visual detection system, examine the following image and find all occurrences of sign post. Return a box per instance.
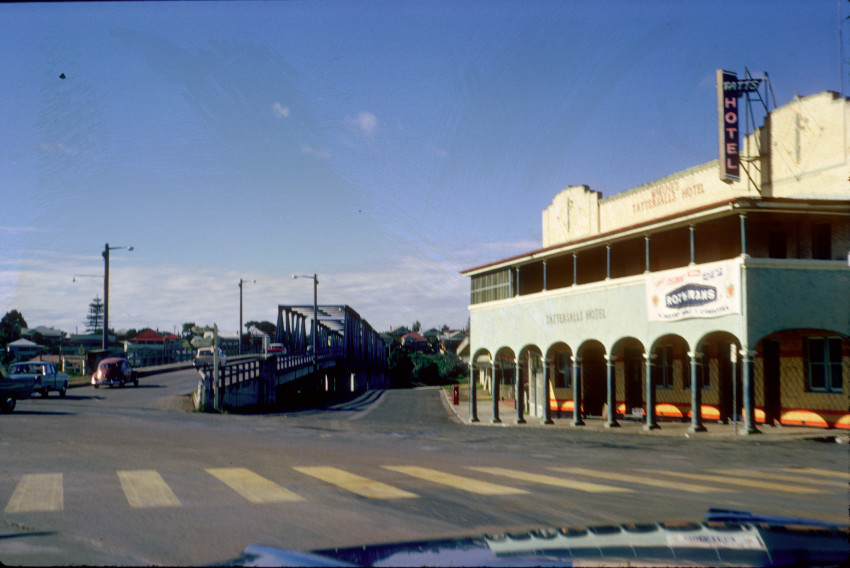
[730,343,738,436]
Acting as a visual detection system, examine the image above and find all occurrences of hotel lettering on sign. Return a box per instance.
[646,260,741,322]
[716,69,762,183]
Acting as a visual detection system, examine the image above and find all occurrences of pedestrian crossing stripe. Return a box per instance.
[382,465,528,495]
[780,467,850,481]
[117,470,181,508]
[293,466,418,499]
[709,469,848,488]
[638,469,827,494]
[206,468,304,503]
[467,467,633,493]
[4,473,63,513]
[552,467,736,494]
[5,464,845,514]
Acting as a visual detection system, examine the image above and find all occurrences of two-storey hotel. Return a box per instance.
[462,90,849,432]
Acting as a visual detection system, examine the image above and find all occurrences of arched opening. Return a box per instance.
[494,347,516,401]
[697,332,742,424]
[649,334,691,421]
[753,329,848,429]
[546,342,573,417]
[472,349,493,391]
[470,349,493,423]
[577,340,606,417]
[611,337,646,420]
[520,345,544,419]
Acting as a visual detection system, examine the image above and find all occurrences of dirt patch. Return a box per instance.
[153,393,197,413]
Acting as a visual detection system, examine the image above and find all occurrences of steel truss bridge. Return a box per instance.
[197,305,387,412]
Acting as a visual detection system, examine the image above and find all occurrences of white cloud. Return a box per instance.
[301,145,331,159]
[0,226,37,234]
[454,238,541,264]
[0,251,472,338]
[272,102,290,118]
[39,142,84,157]
[345,111,378,139]
[0,237,545,336]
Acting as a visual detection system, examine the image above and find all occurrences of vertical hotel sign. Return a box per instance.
[716,69,761,183]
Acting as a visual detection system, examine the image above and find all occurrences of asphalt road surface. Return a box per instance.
[1,369,847,565]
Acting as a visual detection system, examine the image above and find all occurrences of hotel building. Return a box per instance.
[462,90,849,432]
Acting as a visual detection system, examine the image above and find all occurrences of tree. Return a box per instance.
[85,296,104,334]
[181,322,196,340]
[411,320,421,332]
[245,320,276,336]
[387,345,414,388]
[0,309,27,347]
[118,329,138,342]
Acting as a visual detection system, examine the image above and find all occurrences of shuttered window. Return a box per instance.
[470,268,513,304]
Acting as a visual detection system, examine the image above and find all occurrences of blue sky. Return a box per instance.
[1,0,845,336]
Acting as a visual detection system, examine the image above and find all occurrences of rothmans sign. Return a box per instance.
[647,260,741,322]
[716,69,762,183]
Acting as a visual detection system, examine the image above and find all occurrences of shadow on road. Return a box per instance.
[0,531,58,540]
[241,389,385,417]
[2,410,76,416]
[30,394,105,402]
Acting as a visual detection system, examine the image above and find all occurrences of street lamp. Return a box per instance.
[292,273,318,371]
[102,243,133,351]
[238,278,256,355]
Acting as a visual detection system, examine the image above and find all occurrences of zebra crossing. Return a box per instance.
[4,464,844,514]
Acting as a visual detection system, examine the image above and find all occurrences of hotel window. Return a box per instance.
[805,337,843,393]
[470,268,513,304]
[653,345,674,389]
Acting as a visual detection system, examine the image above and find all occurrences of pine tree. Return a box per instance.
[86,296,104,334]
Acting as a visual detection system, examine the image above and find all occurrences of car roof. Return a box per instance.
[99,357,128,364]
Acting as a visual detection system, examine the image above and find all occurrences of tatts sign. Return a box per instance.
[716,69,761,183]
[647,260,741,322]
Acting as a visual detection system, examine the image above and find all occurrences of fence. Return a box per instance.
[196,350,347,412]
[125,348,195,368]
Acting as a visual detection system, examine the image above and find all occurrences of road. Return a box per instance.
[1,369,847,565]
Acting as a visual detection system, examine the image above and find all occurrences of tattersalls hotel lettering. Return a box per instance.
[546,308,606,325]
[631,181,705,214]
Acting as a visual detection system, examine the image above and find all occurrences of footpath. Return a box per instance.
[441,385,848,442]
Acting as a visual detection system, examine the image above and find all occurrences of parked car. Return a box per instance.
[91,357,139,388]
[193,347,227,368]
[8,361,70,397]
[268,343,285,354]
[0,368,35,413]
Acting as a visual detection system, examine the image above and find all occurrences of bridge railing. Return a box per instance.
[272,346,344,374]
[197,347,346,411]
